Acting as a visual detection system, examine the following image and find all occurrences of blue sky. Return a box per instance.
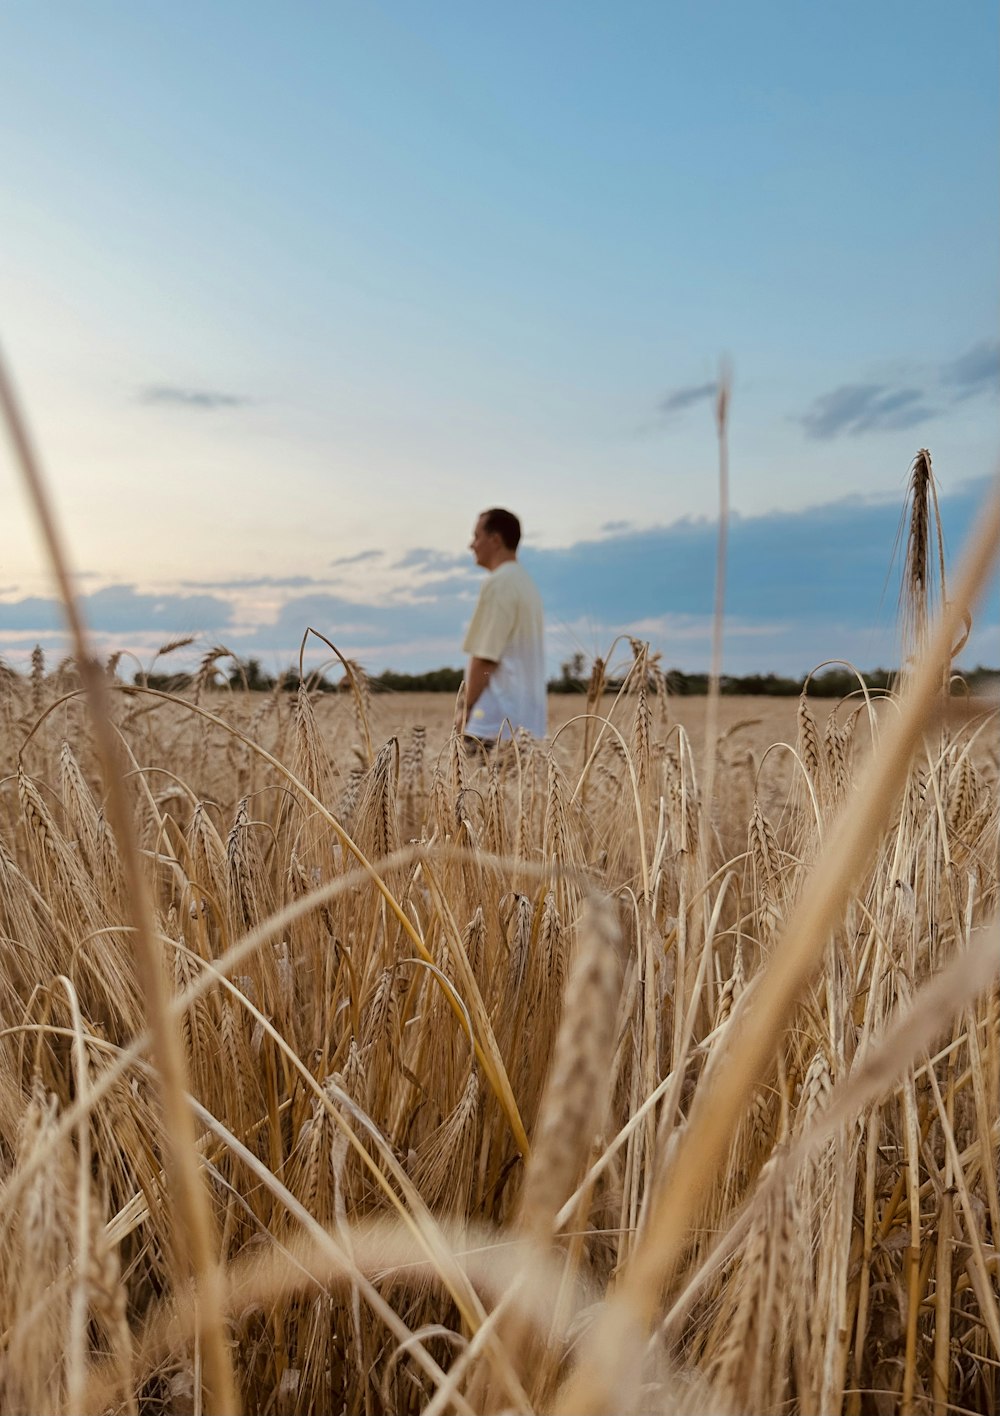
[0,2,996,677]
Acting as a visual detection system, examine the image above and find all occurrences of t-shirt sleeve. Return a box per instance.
[462,578,517,661]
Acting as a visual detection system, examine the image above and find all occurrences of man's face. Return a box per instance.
[470,516,499,568]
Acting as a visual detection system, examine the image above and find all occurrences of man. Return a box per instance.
[457,508,546,746]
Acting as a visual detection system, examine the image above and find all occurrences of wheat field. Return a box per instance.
[0,458,998,1415]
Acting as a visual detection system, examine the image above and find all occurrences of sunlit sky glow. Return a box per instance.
[1,2,996,677]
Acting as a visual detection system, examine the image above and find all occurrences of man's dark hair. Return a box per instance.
[481,507,521,551]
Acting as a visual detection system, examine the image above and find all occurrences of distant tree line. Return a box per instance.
[133,657,999,698]
[138,662,467,694]
[546,662,897,698]
[551,661,1000,698]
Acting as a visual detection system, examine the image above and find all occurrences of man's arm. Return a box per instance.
[455,655,498,731]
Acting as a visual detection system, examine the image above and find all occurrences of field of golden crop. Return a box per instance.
[0,458,997,1416]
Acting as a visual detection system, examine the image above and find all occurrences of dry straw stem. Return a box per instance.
[30,1012,508,1416]
[163,938,503,1344]
[701,358,731,814]
[553,877,731,1236]
[460,894,623,1413]
[554,473,1000,1416]
[168,692,527,1155]
[419,858,532,1156]
[0,839,564,1239]
[58,973,93,1416]
[25,998,491,1360]
[68,679,532,1158]
[299,626,374,766]
[120,1215,598,1416]
[924,1065,1000,1357]
[555,713,650,902]
[0,349,239,1414]
[0,841,563,1406]
[657,910,1000,1346]
[138,1101,482,1416]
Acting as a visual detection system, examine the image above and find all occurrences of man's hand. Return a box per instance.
[457,656,498,734]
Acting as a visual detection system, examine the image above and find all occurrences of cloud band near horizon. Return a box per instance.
[1,476,996,678]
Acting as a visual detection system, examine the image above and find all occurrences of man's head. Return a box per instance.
[470,508,521,570]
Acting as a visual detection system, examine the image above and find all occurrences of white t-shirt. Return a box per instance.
[462,560,546,740]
